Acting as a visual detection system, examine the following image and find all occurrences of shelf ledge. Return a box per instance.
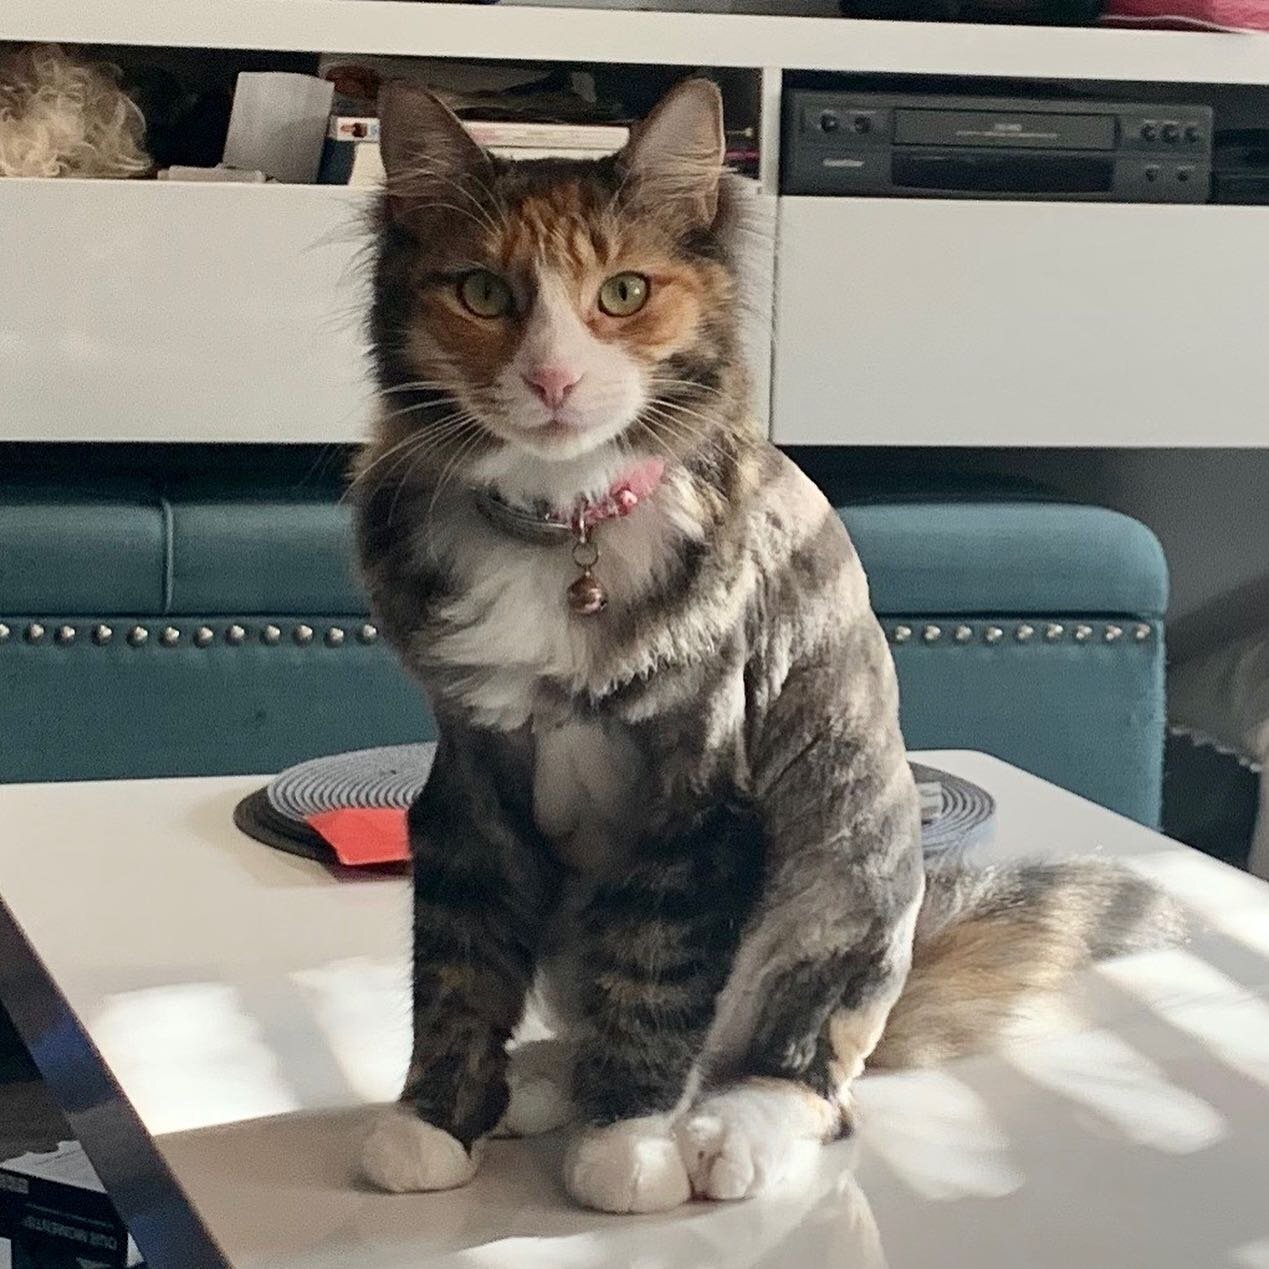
[6,0,1269,85]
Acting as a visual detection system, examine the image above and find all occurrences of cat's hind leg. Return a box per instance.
[677,1078,841,1201]
[678,882,923,1202]
[492,1037,577,1137]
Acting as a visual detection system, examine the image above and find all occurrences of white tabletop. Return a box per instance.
[2,751,1268,1269]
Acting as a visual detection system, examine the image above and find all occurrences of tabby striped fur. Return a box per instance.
[354,78,1181,1212]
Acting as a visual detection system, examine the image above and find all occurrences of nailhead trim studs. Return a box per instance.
[0,617,1159,656]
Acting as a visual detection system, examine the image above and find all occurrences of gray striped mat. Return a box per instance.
[266,744,994,855]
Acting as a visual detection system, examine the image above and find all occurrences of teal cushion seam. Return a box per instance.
[160,491,175,615]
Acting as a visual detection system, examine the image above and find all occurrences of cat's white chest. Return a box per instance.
[428,543,588,730]
[425,489,685,731]
[533,721,643,872]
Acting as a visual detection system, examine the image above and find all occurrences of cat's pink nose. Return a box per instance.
[523,366,580,410]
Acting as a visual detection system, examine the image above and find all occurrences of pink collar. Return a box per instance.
[473,457,666,545]
[551,457,666,531]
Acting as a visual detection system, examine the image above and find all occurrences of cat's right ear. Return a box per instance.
[378,81,491,232]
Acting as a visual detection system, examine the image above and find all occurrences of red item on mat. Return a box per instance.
[307,807,409,866]
[1102,0,1269,29]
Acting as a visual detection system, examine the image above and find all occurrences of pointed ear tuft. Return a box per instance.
[377,81,492,232]
[618,78,725,228]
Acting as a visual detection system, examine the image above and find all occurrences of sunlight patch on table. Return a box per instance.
[291,958,411,1103]
[91,982,299,1134]
[855,1068,1023,1201]
[1007,1015,1226,1154]
[1099,948,1269,1091]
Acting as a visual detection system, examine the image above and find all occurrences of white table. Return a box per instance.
[1,752,1267,1269]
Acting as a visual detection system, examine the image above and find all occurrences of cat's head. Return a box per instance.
[371,78,744,476]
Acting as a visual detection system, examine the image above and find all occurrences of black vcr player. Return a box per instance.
[782,92,1213,203]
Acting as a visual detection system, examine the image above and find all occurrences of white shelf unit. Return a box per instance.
[773,198,1269,448]
[9,0,1269,85]
[0,180,376,444]
[0,176,775,445]
[2,4,1269,446]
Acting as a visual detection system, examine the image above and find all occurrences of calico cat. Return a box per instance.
[354,78,1180,1213]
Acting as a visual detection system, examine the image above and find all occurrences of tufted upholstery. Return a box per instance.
[0,447,1167,823]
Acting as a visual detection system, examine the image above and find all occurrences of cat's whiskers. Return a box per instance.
[642,402,726,458]
[633,418,681,469]
[381,416,481,481]
[640,408,714,463]
[347,413,481,502]
[384,418,484,531]
[378,380,461,396]
[375,396,468,428]
[648,396,724,433]
[392,161,509,237]
[393,197,502,238]
[421,426,489,555]
[648,375,727,399]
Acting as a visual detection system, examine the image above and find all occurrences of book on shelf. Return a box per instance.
[462,120,629,151]
[319,116,630,186]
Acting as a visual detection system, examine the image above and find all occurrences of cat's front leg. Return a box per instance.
[362,731,556,1193]
[563,798,765,1213]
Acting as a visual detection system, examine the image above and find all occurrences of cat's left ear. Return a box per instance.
[618,78,725,228]
[378,81,492,233]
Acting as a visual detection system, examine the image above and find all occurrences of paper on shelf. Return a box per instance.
[223,72,335,184]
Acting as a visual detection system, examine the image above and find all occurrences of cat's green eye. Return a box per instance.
[458,270,513,319]
[598,272,650,317]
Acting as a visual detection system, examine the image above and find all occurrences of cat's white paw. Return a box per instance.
[361,1105,481,1193]
[492,1039,576,1138]
[564,1117,691,1213]
[497,1073,575,1137]
[677,1083,835,1201]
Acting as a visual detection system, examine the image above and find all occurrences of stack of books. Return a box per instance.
[319,117,631,186]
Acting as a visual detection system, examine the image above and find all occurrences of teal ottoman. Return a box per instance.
[839,493,1166,825]
[0,447,1166,824]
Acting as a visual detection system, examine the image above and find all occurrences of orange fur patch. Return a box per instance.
[404,173,730,387]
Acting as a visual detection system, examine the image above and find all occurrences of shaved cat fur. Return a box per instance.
[354,78,1182,1212]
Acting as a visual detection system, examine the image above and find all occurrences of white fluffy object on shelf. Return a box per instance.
[0,43,149,179]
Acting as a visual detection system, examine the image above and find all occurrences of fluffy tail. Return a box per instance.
[868,857,1184,1069]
